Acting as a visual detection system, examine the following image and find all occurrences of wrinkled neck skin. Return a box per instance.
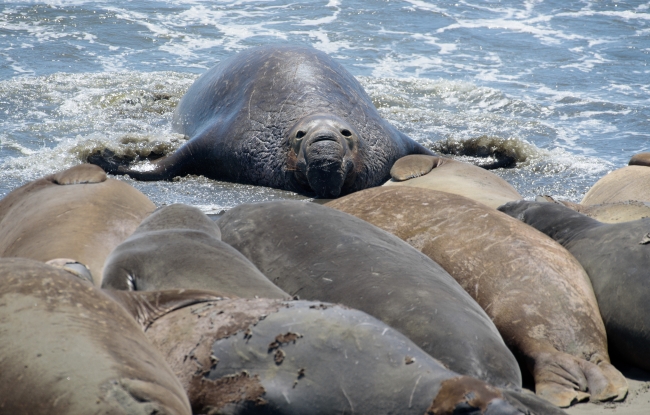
[286,114,361,198]
[498,200,604,245]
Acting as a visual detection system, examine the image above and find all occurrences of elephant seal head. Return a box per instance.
[287,114,360,198]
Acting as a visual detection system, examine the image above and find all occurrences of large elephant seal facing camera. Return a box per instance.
[88,45,433,198]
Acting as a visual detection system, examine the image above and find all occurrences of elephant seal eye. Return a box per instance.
[296,131,306,139]
[341,129,352,137]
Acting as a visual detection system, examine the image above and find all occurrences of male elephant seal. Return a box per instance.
[88,45,433,198]
[136,297,567,415]
[101,203,287,298]
[0,258,191,415]
[327,187,627,407]
[0,164,156,285]
[498,200,650,374]
[218,200,522,389]
[581,153,650,205]
[385,155,522,209]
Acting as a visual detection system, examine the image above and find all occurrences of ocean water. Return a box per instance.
[1,1,649,211]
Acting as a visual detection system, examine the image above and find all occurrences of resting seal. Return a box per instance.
[327,187,627,407]
[0,164,155,285]
[88,45,433,198]
[101,203,287,299]
[0,258,191,415]
[498,200,650,373]
[536,196,650,224]
[137,297,566,415]
[218,200,522,389]
[581,153,650,205]
[386,155,522,209]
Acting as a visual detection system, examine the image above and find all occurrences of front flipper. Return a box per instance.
[390,155,436,181]
[530,350,627,407]
[87,148,189,181]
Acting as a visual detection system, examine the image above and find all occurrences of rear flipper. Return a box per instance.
[530,351,627,407]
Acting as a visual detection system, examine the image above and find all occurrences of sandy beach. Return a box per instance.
[564,364,650,415]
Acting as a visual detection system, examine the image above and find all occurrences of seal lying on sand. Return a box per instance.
[498,200,650,374]
[385,155,522,209]
[0,164,155,285]
[101,203,287,299]
[327,187,627,407]
[581,153,650,205]
[0,258,191,415]
[134,296,567,415]
[218,200,523,389]
[88,45,433,198]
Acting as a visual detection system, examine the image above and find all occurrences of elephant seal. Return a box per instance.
[218,200,522,389]
[536,195,650,224]
[498,200,650,374]
[385,155,522,209]
[88,45,433,198]
[0,164,155,285]
[327,187,627,407]
[101,203,288,299]
[581,154,650,205]
[0,258,191,415]
[139,296,566,415]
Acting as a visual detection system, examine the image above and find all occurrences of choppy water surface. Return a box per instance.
[1,1,649,209]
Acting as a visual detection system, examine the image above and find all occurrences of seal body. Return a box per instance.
[218,200,522,389]
[89,45,432,198]
[0,258,191,415]
[581,158,650,205]
[327,187,627,407]
[536,196,650,224]
[385,155,522,209]
[142,297,566,415]
[101,204,287,299]
[0,164,156,285]
[498,200,650,373]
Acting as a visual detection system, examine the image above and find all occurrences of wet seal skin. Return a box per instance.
[142,297,567,415]
[0,258,191,415]
[580,153,650,205]
[217,200,522,389]
[0,164,155,285]
[88,44,433,198]
[101,203,288,299]
[327,187,627,407]
[386,155,522,209]
[498,200,650,375]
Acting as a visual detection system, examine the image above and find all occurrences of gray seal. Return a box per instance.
[0,258,191,415]
[218,200,523,389]
[135,296,567,415]
[498,200,650,373]
[88,45,433,198]
[101,203,288,299]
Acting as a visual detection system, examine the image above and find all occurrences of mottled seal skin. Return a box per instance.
[498,200,650,373]
[327,187,627,407]
[386,155,522,209]
[0,258,191,415]
[142,297,566,415]
[88,45,432,198]
[581,154,650,205]
[0,164,156,285]
[218,200,522,389]
[536,195,650,224]
[101,204,288,299]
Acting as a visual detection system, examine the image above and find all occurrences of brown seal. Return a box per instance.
[0,258,191,415]
[536,195,650,223]
[327,187,627,407]
[385,155,522,209]
[0,164,155,285]
[581,153,650,205]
